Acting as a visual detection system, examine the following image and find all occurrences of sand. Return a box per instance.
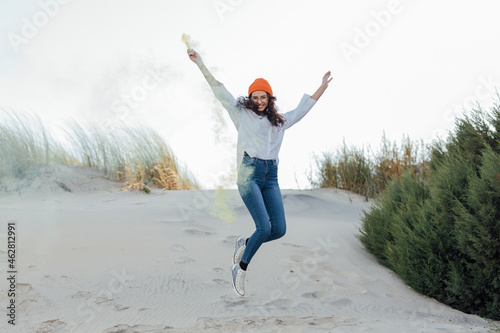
[0,166,497,332]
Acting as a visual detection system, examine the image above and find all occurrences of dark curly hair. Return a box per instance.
[236,92,285,127]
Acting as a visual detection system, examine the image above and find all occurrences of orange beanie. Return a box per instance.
[248,78,273,97]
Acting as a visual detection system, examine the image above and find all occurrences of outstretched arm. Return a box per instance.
[187,48,241,127]
[310,71,332,101]
[187,49,218,87]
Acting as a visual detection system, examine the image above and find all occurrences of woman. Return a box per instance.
[187,48,332,297]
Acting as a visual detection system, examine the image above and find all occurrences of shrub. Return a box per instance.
[359,103,500,320]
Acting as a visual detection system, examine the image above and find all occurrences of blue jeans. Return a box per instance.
[237,152,286,265]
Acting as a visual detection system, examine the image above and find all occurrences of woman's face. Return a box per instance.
[251,91,268,112]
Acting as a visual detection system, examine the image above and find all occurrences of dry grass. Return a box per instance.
[0,109,78,180]
[67,121,199,192]
[310,133,431,199]
[0,109,199,191]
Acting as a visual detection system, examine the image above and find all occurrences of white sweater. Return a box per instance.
[210,82,317,170]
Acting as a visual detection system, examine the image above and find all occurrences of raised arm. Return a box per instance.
[187,49,218,87]
[281,71,332,130]
[187,48,241,128]
[310,71,333,101]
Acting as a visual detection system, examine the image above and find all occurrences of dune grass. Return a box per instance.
[66,120,199,191]
[0,109,199,191]
[310,133,430,199]
[0,109,77,181]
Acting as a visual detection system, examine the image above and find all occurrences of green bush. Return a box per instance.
[359,103,500,320]
[452,145,500,317]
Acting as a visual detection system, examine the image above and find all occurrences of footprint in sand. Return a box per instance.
[224,298,249,307]
[329,297,353,306]
[222,235,237,246]
[220,295,249,306]
[265,298,297,307]
[303,316,339,327]
[19,298,39,310]
[35,319,67,332]
[333,280,367,295]
[171,244,187,252]
[71,290,91,299]
[158,219,185,224]
[114,304,129,311]
[212,279,230,287]
[15,283,51,315]
[40,274,72,287]
[280,242,306,248]
[102,324,173,332]
[213,267,224,273]
[184,228,214,236]
[95,296,113,304]
[301,291,331,299]
[289,255,306,263]
[174,256,195,264]
[17,283,32,293]
[309,274,333,284]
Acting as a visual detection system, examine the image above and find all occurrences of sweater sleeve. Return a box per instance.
[282,94,317,130]
[209,82,241,129]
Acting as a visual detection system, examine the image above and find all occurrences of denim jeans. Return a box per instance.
[237,152,286,264]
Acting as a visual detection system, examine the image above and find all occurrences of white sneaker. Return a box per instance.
[231,263,246,297]
[233,236,246,265]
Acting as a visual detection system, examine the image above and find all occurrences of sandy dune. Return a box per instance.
[0,166,497,332]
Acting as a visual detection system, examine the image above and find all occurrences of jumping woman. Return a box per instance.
[187,48,332,297]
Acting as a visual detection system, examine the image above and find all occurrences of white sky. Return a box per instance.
[1,0,499,189]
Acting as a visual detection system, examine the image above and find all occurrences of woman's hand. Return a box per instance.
[187,48,218,86]
[187,48,203,67]
[321,71,333,88]
[311,71,333,101]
